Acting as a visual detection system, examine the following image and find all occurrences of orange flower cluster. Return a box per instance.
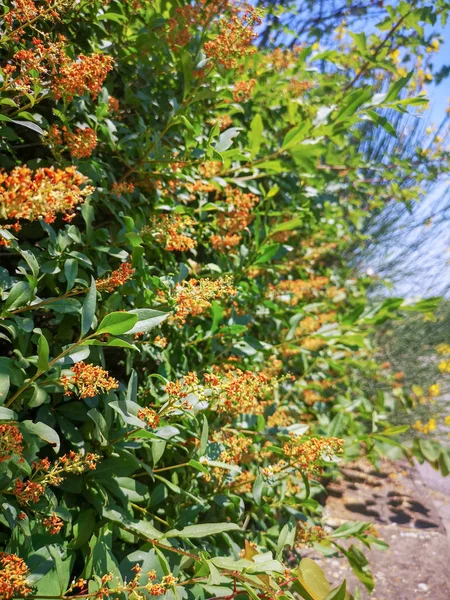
[206,369,278,416]
[165,372,202,411]
[112,181,135,195]
[212,430,252,463]
[199,161,223,178]
[233,79,256,102]
[48,125,98,158]
[108,96,120,113]
[53,52,114,102]
[0,553,31,599]
[4,0,70,32]
[96,262,134,292]
[153,335,168,349]
[301,337,326,352]
[10,37,68,93]
[42,513,64,534]
[0,425,24,462]
[217,186,259,235]
[13,480,45,506]
[61,362,118,398]
[283,436,344,475]
[303,389,321,405]
[210,233,242,252]
[0,165,93,224]
[63,127,97,158]
[296,312,336,337]
[134,568,178,596]
[210,115,233,131]
[146,214,197,252]
[264,46,302,71]
[204,4,261,68]
[288,79,313,96]
[4,0,40,26]
[296,522,327,546]
[13,451,99,505]
[167,5,200,49]
[138,408,160,428]
[268,276,330,306]
[172,275,236,323]
[267,407,296,428]
[167,0,233,50]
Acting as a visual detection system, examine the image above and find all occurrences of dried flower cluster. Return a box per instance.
[268,436,344,478]
[96,262,134,292]
[0,166,93,225]
[0,553,31,599]
[0,425,24,462]
[61,362,119,398]
[171,275,236,323]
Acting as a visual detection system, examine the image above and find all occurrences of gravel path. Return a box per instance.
[306,459,450,599]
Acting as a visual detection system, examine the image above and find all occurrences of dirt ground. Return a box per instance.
[305,459,450,599]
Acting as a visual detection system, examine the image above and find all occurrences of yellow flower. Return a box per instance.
[439,359,450,373]
[436,343,450,355]
[426,39,439,52]
[428,384,440,397]
[444,415,450,426]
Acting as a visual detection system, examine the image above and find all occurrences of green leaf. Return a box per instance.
[249,113,263,158]
[252,470,264,505]
[162,522,241,539]
[199,414,209,456]
[324,581,346,600]
[64,259,78,292]
[0,407,17,420]
[4,281,31,311]
[11,119,45,135]
[214,127,242,152]
[254,243,280,265]
[364,110,397,137]
[96,312,138,335]
[0,372,11,404]
[81,278,97,337]
[297,559,331,600]
[37,334,50,373]
[270,216,303,235]
[127,309,170,334]
[385,71,413,102]
[21,420,60,452]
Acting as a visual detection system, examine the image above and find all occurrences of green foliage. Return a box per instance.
[0,0,449,599]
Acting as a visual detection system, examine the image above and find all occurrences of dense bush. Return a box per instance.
[1,1,450,599]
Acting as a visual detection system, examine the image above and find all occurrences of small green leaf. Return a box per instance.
[37,334,50,373]
[97,312,138,335]
[81,278,97,337]
[162,522,241,539]
[21,421,60,452]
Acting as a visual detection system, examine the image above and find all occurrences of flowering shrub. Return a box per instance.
[1,0,450,599]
